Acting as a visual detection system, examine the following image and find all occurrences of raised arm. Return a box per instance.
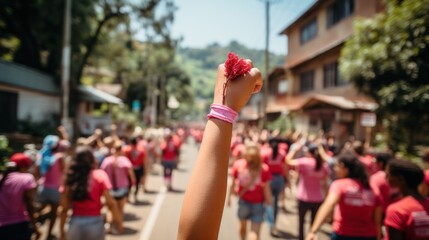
[178,61,262,240]
[285,145,302,167]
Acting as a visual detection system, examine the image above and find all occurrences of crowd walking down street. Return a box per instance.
[1,59,429,240]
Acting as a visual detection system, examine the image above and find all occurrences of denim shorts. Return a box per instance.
[237,199,264,223]
[38,186,60,204]
[68,216,105,240]
[110,187,129,200]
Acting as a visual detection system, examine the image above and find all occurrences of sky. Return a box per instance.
[170,0,315,55]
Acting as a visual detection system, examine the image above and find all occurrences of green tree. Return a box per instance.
[340,0,429,153]
[0,0,162,84]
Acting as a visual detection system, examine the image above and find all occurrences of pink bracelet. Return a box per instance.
[207,104,238,124]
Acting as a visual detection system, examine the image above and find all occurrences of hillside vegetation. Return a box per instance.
[177,41,285,101]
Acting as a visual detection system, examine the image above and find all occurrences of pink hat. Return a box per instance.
[10,153,32,168]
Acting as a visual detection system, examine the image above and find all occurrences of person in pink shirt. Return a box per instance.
[123,136,148,201]
[100,141,135,230]
[286,143,330,240]
[231,138,246,164]
[352,141,376,175]
[35,135,65,239]
[307,153,382,240]
[0,153,39,240]
[60,146,123,239]
[384,159,429,240]
[265,138,288,235]
[370,152,396,215]
[227,143,272,240]
[161,129,180,190]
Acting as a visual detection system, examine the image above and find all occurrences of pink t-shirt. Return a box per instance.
[72,170,112,216]
[123,145,146,168]
[267,148,287,176]
[260,144,272,164]
[370,170,392,213]
[330,178,380,237]
[161,139,179,161]
[296,157,330,202]
[0,172,37,226]
[231,143,245,159]
[101,155,132,189]
[39,153,63,189]
[231,162,271,204]
[385,196,429,240]
[359,155,376,175]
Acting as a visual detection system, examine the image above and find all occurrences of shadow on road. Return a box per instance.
[175,167,188,173]
[108,226,139,236]
[124,212,142,222]
[168,188,185,194]
[132,200,152,206]
[143,189,158,195]
[271,229,298,239]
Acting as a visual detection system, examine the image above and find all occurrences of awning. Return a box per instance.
[78,85,123,105]
[300,94,378,111]
[266,95,308,113]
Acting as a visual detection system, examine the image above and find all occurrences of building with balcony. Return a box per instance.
[272,0,384,145]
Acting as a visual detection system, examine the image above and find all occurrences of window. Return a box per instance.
[327,0,354,28]
[300,18,317,44]
[278,79,288,94]
[323,62,347,88]
[300,70,315,92]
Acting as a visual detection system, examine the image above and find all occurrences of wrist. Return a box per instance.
[207,104,238,124]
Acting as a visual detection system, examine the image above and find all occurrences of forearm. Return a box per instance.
[178,119,232,240]
[264,184,272,205]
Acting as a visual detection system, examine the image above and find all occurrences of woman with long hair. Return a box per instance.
[384,159,429,240]
[227,143,272,240]
[0,153,40,240]
[60,146,122,239]
[286,143,330,240]
[266,138,288,234]
[306,153,382,240]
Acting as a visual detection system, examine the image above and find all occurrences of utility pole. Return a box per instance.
[151,75,159,127]
[61,0,72,135]
[259,0,280,127]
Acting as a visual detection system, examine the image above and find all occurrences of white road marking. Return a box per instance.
[139,186,167,240]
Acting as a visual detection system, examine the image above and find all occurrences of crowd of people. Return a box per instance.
[2,58,429,240]
[223,125,429,240]
[0,124,192,240]
[176,60,429,240]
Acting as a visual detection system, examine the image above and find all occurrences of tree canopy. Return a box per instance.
[340,0,429,152]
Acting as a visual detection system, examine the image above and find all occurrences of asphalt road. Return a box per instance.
[39,138,332,240]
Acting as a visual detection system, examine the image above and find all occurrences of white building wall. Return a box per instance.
[293,113,310,133]
[18,90,60,122]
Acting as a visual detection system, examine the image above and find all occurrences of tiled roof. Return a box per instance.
[300,94,378,111]
[267,94,378,113]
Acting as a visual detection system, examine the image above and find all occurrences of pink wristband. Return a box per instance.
[207,104,238,124]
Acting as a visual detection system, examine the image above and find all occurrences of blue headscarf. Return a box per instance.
[39,135,60,175]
